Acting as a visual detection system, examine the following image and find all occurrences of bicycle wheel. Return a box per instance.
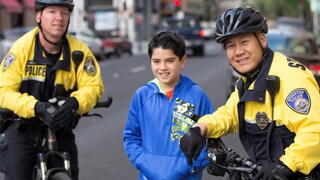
[32,167,42,180]
[48,172,72,180]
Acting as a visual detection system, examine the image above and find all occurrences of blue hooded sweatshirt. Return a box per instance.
[123,75,214,180]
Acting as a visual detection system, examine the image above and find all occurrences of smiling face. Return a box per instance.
[151,47,186,92]
[225,33,267,74]
[36,5,70,40]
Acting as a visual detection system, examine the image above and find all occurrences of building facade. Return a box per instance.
[0,0,35,31]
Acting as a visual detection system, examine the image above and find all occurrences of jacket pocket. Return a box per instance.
[135,152,191,180]
[0,135,8,173]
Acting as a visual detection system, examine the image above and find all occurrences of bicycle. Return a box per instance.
[0,96,112,180]
[206,137,318,180]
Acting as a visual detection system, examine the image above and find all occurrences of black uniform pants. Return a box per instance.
[3,123,79,180]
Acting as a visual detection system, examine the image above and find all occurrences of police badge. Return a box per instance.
[84,56,96,76]
[255,112,269,130]
[286,88,310,115]
[2,53,15,71]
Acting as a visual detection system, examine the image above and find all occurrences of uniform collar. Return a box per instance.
[237,48,274,103]
[33,33,71,71]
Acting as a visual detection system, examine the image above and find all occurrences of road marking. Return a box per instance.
[130,65,146,73]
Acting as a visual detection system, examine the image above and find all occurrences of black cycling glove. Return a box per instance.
[35,101,60,128]
[179,127,205,165]
[50,97,79,129]
[253,162,293,180]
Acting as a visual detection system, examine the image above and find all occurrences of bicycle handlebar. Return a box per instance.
[0,108,13,116]
[206,138,318,180]
[206,138,262,179]
[0,96,113,117]
[94,96,112,108]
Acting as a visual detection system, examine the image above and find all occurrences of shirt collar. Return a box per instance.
[33,33,71,71]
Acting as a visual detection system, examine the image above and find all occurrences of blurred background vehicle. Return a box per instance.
[100,34,132,57]
[200,21,216,40]
[275,16,305,31]
[0,27,105,61]
[68,28,104,60]
[229,28,320,97]
[160,13,205,56]
[0,26,34,60]
[0,34,5,61]
[268,28,320,84]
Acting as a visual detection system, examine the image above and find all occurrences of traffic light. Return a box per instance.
[174,0,181,6]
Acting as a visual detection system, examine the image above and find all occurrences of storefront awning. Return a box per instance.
[23,0,34,9]
[0,0,23,13]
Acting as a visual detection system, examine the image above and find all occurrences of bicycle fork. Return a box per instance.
[36,128,72,180]
[37,152,71,180]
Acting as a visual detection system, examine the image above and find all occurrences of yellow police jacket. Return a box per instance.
[199,52,320,174]
[0,27,104,118]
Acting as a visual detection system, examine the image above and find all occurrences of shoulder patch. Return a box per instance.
[285,88,310,115]
[2,53,15,71]
[84,56,96,76]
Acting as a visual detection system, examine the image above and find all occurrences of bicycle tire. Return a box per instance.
[32,167,41,180]
[48,172,72,180]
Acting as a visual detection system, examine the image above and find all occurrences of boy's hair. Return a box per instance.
[148,31,185,60]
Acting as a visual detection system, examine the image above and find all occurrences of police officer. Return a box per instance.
[180,7,320,180]
[0,0,104,179]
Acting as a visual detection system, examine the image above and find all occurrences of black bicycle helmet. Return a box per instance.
[215,7,268,43]
[35,0,74,12]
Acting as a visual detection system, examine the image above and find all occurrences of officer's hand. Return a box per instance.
[253,162,293,180]
[35,101,59,128]
[50,97,79,129]
[180,127,205,165]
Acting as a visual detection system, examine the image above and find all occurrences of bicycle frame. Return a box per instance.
[33,127,72,180]
[0,96,112,180]
[34,97,112,180]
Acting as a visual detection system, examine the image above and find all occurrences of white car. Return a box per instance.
[68,28,104,60]
[0,38,6,61]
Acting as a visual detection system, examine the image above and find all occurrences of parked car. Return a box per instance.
[160,15,205,56]
[0,26,34,60]
[0,35,6,61]
[101,36,132,57]
[1,27,104,61]
[276,16,305,31]
[228,28,320,96]
[268,28,320,83]
[201,21,216,40]
[68,28,104,60]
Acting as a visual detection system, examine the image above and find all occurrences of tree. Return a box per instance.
[244,0,307,20]
[244,0,312,31]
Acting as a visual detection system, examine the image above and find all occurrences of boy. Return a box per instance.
[123,31,214,179]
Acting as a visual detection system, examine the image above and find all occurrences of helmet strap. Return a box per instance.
[253,33,267,55]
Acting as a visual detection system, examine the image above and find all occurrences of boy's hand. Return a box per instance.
[180,127,205,165]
